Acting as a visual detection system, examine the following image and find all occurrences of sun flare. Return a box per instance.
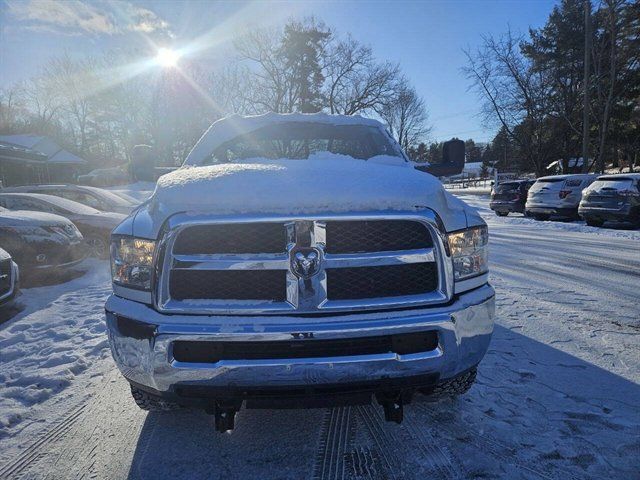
[155,47,180,67]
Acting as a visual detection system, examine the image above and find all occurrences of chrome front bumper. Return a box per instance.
[105,284,495,394]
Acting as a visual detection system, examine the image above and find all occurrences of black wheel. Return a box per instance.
[419,368,477,398]
[585,218,604,228]
[86,235,109,259]
[495,211,509,217]
[130,384,183,411]
[433,368,477,396]
[533,213,550,221]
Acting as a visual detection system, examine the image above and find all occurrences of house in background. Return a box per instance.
[0,135,87,185]
[0,142,49,187]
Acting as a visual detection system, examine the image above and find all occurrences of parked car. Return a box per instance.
[0,193,126,258]
[489,180,535,216]
[78,167,129,187]
[1,184,139,214]
[0,207,86,274]
[525,174,598,220]
[106,113,495,432]
[0,247,19,308]
[579,173,640,227]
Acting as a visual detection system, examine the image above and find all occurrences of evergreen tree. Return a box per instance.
[280,20,331,113]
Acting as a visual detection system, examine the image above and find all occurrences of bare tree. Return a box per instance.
[234,28,301,113]
[463,31,554,175]
[379,79,431,151]
[42,55,101,154]
[21,76,62,129]
[325,36,399,115]
[0,86,26,132]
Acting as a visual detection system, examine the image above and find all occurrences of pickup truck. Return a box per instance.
[106,113,495,432]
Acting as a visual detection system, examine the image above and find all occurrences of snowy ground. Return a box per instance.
[0,193,638,479]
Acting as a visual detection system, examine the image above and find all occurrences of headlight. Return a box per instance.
[110,236,156,290]
[447,225,488,281]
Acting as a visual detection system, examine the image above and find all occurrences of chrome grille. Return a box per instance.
[156,212,452,315]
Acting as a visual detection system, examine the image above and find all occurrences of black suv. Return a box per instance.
[489,180,534,216]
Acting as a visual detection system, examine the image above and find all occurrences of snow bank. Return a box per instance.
[152,155,468,231]
[0,261,111,436]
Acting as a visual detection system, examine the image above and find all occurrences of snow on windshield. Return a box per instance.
[199,123,403,165]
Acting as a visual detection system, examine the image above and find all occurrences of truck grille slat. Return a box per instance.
[172,331,439,363]
[159,214,448,314]
[173,223,286,254]
[169,270,287,301]
[325,220,432,253]
[327,263,438,300]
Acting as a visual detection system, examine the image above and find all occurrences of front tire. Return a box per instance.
[533,213,550,221]
[419,368,477,398]
[130,384,183,411]
[585,217,604,227]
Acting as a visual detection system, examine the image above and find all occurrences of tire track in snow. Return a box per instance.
[312,406,355,480]
[0,403,87,479]
[354,405,403,480]
[414,403,595,480]
[402,409,463,479]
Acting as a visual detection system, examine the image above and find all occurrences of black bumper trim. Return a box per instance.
[128,372,442,409]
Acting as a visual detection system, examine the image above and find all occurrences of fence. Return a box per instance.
[442,173,492,189]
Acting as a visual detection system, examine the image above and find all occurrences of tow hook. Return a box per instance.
[207,401,242,432]
[375,391,411,424]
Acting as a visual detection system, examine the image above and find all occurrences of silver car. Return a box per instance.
[525,174,598,220]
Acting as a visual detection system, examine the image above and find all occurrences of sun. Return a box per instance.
[155,48,180,67]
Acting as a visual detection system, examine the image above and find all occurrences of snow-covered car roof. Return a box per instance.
[184,112,389,166]
[597,173,640,180]
[0,206,75,227]
[535,173,598,181]
[0,193,101,215]
[2,184,137,207]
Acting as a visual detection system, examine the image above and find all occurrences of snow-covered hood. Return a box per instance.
[127,157,476,238]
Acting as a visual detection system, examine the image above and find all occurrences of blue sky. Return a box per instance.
[1,0,557,143]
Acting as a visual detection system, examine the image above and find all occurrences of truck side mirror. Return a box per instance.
[414,139,465,177]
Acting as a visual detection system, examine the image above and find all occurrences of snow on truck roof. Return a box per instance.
[184,112,388,166]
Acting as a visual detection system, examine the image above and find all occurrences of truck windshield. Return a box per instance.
[203,123,403,164]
